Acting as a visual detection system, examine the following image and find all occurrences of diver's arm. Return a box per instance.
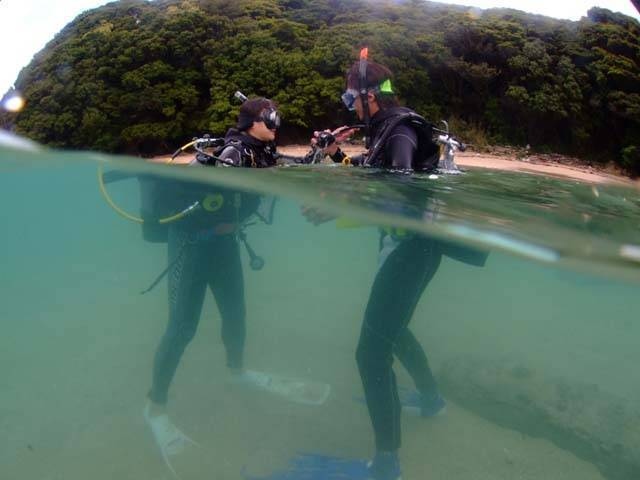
[327,148,365,166]
[385,124,418,170]
[303,126,362,165]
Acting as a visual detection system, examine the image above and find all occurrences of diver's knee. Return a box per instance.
[357,338,394,372]
[164,323,197,347]
[356,341,378,371]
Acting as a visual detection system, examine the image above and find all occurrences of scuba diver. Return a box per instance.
[143,97,283,472]
[305,52,488,480]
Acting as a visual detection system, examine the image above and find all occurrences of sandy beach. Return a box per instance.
[159,144,638,187]
[277,145,639,187]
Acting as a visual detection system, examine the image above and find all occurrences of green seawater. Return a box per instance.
[1,145,639,480]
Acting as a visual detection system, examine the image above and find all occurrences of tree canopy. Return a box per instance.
[2,0,639,173]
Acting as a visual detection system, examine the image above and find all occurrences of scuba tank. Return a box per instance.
[138,174,174,243]
[99,134,269,295]
[136,135,227,243]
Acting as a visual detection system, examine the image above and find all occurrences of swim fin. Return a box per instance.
[143,404,199,478]
[231,370,331,406]
[243,452,370,480]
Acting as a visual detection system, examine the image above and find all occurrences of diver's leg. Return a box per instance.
[209,236,246,371]
[148,229,208,407]
[394,328,438,395]
[392,237,442,400]
[356,235,432,454]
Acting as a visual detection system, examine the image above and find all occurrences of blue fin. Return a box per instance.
[355,386,446,417]
[243,452,369,480]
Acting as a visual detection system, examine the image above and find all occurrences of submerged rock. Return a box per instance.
[439,355,640,480]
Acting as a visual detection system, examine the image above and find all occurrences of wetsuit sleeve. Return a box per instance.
[218,146,243,167]
[325,148,365,165]
[384,124,418,169]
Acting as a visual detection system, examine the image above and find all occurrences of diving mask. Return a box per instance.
[341,89,359,111]
[260,108,281,130]
[341,79,394,112]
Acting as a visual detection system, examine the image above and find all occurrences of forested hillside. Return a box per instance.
[2,0,639,172]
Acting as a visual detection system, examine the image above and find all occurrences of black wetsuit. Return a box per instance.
[215,128,279,168]
[148,129,277,406]
[332,107,438,171]
[349,108,487,452]
[364,107,422,169]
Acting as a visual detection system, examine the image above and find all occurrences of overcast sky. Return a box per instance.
[1,0,639,95]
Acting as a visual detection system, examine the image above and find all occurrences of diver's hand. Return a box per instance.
[300,205,336,226]
[311,130,339,156]
[311,126,358,156]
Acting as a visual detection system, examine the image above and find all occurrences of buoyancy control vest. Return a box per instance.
[139,130,274,243]
[364,107,440,171]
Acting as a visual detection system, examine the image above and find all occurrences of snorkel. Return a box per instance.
[234,91,248,103]
[358,47,371,148]
[343,48,395,149]
[305,49,373,164]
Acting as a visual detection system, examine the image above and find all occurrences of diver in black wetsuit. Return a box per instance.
[144,98,282,460]
[306,58,487,480]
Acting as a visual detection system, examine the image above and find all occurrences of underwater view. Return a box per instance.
[1,1,640,478]
[1,141,639,480]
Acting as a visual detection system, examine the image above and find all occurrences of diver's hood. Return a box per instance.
[224,128,270,149]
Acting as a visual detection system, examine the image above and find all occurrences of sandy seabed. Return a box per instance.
[2,269,613,480]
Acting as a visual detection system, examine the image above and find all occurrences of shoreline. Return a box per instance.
[155,144,638,187]
[456,151,636,186]
[278,145,638,187]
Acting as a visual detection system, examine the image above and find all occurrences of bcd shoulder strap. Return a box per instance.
[365,112,439,171]
[216,140,259,167]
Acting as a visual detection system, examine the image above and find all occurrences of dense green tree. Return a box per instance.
[577,8,640,172]
[1,0,639,173]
